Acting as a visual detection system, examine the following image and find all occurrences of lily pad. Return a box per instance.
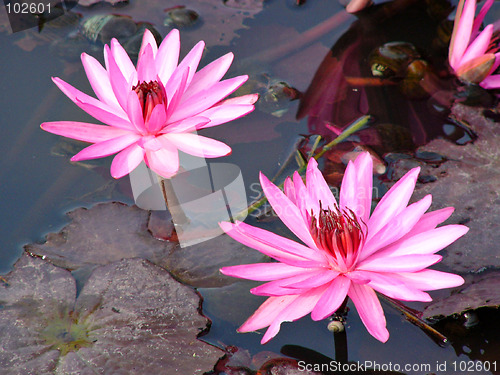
[387,104,500,273]
[383,104,500,318]
[26,202,265,288]
[423,271,500,319]
[0,253,222,373]
[149,211,267,288]
[25,202,176,272]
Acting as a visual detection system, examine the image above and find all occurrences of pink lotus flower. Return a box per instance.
[449,0,500,87]
[41,29,258,178]
[220,153,467,343]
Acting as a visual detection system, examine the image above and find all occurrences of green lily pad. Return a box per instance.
[0,253,222,373]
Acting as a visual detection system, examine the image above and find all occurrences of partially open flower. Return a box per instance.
[41,29,258,178]
[220,153,467,343]
[449,0,500,87]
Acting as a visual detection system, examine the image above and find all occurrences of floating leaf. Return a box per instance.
[25,202,176,272]
[384,104,500,318]
[389,104,500,273]
[0,253,222,373]
[26,202,265,287]
[149,212,267,287]
[423,271,500,319]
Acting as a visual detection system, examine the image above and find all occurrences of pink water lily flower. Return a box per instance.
[449,0,500,87]
[220,153,467,343]
[41,29,258,178]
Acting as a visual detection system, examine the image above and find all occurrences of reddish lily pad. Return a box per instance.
[423,271,500,319]
[0,253,222,373]
[148,211,267,288]
[25,202,176,271]
[387,104,500,273]
[26,202,265,288]
[384,104,500,318]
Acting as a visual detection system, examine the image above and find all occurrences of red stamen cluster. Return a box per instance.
[310,206,365,267]
[132,81,166,122]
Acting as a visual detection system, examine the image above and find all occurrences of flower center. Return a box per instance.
[310,205,365,271]
[132,80,166,122]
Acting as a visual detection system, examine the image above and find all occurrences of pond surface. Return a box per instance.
[1,0,499,373]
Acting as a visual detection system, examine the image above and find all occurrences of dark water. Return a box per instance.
[1,0,499,373]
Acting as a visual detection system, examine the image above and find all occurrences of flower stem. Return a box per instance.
[238,115,373,220]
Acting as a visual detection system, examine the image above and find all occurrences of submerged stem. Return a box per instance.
[379,294,449,346]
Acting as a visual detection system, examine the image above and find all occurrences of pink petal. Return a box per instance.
[126,91,146,134]
[250,271,330,296]
[259,173,318,249]
[360,194,432,260]
[219,221,325,265]
[136,43,157,83]
[459,24,494,67]
[357,254,442,273]
[372,224,469,258]
[306,158,337,214]
[40,121,131,143]
[405,207,454,236]
[165,67,190,119]
[480,73,500,89]
[165,133,231,158]
[283,177,296,204]
[195,104,255,127]
[348,283,389,342]
[110,143,145,178]
[341,152,373,223]
[144,139,179,178]
[262,286,328,344]
[449,0,476,69]
[392,269,464,291]
[285,269,339,289]
[293,170,318,224]
[218,93,259,105]
[138,28,158,61]
[71,133,140,161]
[109,38,136,85]
[106,44,132,111]
[183,52,234,100]
[81,53,120,110]
[156,29,180,85]
[238,295,298,334]
[311,276,351,320]
[163,116,211,133]
[169,75,248,123]
[366,167,420,242]
[175,40,205,89]
[346,0,372,13]
[52,77,132,130]
[220,263,307,281]
[472,0,494,36]
[145,104,167,134]
[350,270,432,302]
[340,160,356,210]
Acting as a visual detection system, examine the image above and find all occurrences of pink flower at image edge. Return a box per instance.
[220,153,468,343]
[449,0,500,87]
[41,29,258,178]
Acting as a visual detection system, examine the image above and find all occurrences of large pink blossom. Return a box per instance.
[220,153,467,343]
[449,0,500,87]
[41,29,258,178]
